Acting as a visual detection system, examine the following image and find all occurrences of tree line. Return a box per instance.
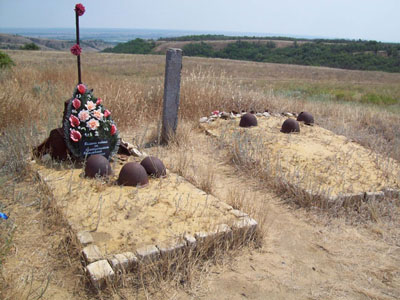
[182,40,400,73]
[103,36,400,73]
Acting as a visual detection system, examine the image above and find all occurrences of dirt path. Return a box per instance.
[159,131,400,300]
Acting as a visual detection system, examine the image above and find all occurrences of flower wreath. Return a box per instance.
[63,83,119,159]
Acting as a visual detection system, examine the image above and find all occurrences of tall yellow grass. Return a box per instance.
[1,50,399,161]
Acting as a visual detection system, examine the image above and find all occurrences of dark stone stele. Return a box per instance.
[239,113,258,128]
[118,162,149,187]
[140,156,167,178]
[281,118,300,134]
[297,111,314,125]
[84,154,112,178]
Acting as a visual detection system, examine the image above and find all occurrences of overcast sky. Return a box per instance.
[0,0,399,42]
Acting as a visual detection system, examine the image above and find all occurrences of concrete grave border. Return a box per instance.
[34,164,258,289]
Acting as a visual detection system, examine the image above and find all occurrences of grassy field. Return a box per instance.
[1,50,400,299]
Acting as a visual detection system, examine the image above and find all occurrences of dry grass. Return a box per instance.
[1,49,400,299]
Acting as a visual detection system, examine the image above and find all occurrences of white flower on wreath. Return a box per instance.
[85,101,96,111]
[78,110,90,122]
[87,118,100,131]
[92,108,103,120]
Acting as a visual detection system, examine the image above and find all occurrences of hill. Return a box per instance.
[0,33,115,52]
[106,35,400,73]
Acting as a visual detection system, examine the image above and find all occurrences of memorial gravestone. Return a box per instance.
[161,48,182,144]
[34,3,119,161]
[64,3,119,160]
[63,84,119,159]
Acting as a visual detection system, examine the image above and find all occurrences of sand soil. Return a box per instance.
[33,156,238,254]
[202,116,400,197]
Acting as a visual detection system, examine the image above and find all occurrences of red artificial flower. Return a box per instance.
[69,115,80,127]
[75,3,85,16]
[77,84,86,94]
[96,98,102,105]
[110,124,117,136]
[70,44,82,56]
[70,129,82,142]
[104,109,111,118]
[72,98,81,109]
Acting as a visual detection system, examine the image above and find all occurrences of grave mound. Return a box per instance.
[201,114,400,202]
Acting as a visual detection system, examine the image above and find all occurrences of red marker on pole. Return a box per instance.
[70,3,85,84]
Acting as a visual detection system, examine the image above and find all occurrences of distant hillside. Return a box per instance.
[165,36,400,73]
[0,33,115,52]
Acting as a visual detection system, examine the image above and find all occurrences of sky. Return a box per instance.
[0,0,399,42]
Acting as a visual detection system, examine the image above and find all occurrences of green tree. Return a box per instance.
[20,43,40,50]
[182,42,215,57]
[102,38,155,54]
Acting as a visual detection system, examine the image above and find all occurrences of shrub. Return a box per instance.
[0,51,15,69]
[20,42,40,50]
[103,38,155,54]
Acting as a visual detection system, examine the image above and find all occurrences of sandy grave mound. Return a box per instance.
[32,156,239,255]
[202,115,400,198]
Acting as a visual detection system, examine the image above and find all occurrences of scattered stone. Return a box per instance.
[256,113,263,117]
[136,245,160,264]
[199,117,208,123]
[120,139,143,157]
[86,259,115,288]
[194,231,216,251]
[131,148,142,157]
[213,201,233,211]
[365,191,385,202]
[230,209,248,218]
[157,240,186,257]
[215,224,233,240]
[338,193,364,208]
[83,244,103,264]
[183,233,197,249]
[220,112,230,120]
[77,231,94,246]
[283,112,294,117]
[109,252,138,272]
[195,224,233,247]
[383,188,400,199]
[232,217,258,241]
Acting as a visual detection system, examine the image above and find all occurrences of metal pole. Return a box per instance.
[75,10,82,84]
